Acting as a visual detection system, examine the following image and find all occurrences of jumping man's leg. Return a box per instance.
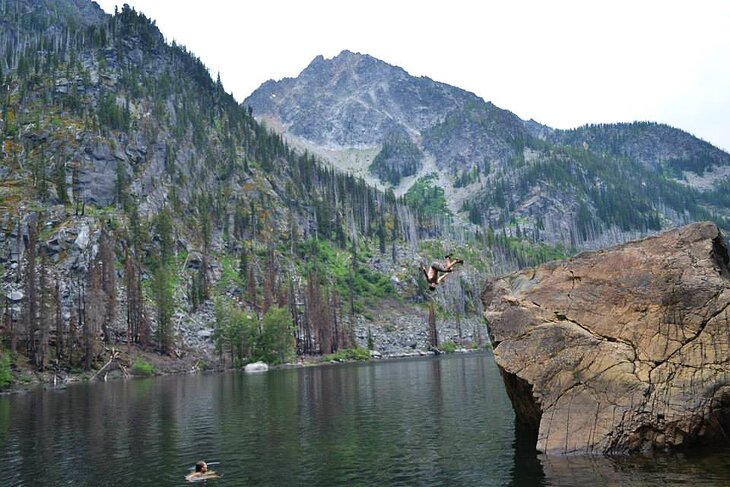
[431,262,451,273]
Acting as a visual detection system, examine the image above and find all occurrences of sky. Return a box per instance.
[95,0,730,152]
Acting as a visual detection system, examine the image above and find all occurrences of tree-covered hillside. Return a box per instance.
[553,122,730,175]
[0,1,503,382]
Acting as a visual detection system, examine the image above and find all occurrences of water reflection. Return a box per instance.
[1,353,729,486]
[510,420,546,487]
[0,354,517,486]
[540,448,730,486]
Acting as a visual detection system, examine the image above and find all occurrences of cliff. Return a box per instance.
[482,222,730,454]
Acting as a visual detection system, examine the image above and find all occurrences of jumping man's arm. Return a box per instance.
[421,264,430,279]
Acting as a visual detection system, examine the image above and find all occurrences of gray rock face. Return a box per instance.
[422,103,526,172]
[482,222,730,454]
[75,159,118,207]
[74,224,90,250]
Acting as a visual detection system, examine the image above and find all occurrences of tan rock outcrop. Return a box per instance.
[482,222,730,454]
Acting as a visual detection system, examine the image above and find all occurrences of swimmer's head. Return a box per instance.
[195,461,208,473]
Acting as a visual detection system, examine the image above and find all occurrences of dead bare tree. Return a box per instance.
[428,301,438,350]
[246,266,258,317]
[319,288,333,354]
[301,276,322,355]
[262,247,277,315]
[91,347,129,381]
[98,228,116,343]
[24,219,38,365]
[15,216,22,284]
[69,301,78,366]
[84,258,104,371]
[37,248,51,371]
[124,243,147,347]
[4,294,15,353]
[201,253,210,302]
[55,282,64,362]
[124,246,134,350]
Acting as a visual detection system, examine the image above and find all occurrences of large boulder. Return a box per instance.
[482,222,730,455]
[244,361,269,373]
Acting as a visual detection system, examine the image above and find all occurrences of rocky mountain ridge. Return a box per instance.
[249,50,482,149]
[246,51,730,249]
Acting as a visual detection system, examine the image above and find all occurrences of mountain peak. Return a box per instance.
[299,49,395,78]
[333,49,359,59]
[245,51,484,148]
[330,49,377,63]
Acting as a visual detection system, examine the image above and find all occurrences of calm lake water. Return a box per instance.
[1,352,730,486]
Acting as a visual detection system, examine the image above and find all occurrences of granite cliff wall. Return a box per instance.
[482,222,730,454]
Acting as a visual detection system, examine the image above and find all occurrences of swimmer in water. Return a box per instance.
[185,460,219,481]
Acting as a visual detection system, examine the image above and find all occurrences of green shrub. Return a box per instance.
[0,351,12,388]
[214,297,258,365]
[324,347,370,362]
[131,359,154,376]
[296,238,396,313]
[404,174,451,217]
[323,350,347,362]
[439,341,457,354]
[257,306,295,365]
[194,359,210,371]
[349,347,371,361]
[214,300,296,366]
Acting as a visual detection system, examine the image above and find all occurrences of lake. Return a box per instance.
[1,352,729,486]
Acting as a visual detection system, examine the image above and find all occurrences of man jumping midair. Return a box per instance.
[421,254,464,291]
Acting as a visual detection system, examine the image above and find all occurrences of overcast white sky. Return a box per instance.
[95,0,730,151]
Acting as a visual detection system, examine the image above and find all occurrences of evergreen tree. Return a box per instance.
[259,306,294,364]
[54,161,69,205]
[115,162,129,209]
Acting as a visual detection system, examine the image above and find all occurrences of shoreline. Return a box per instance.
[1,345,491,395]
